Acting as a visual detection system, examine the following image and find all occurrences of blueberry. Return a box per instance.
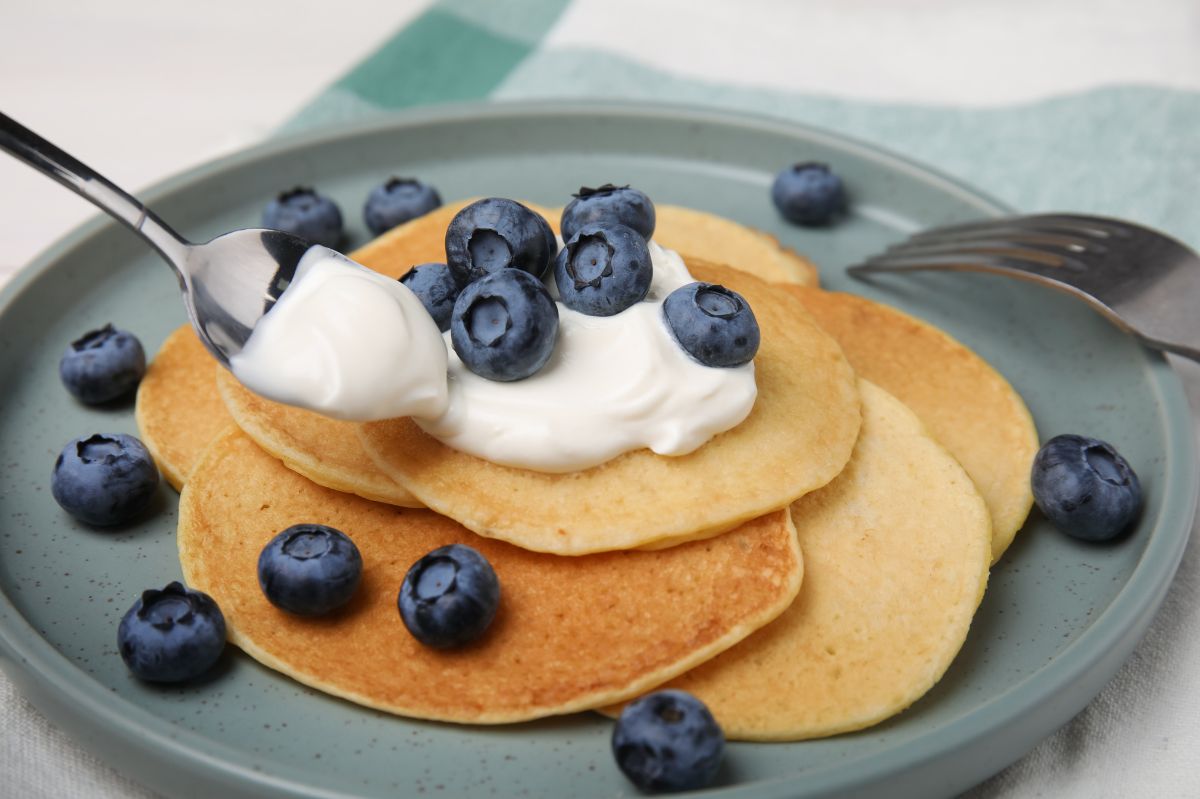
[59,324,145,404]
[117,581,226,683]
[397,544,500,648]
[363,177,442,236]
[51,433,159,526]
[1031,434,1142,542]
[554,223,652,316]
[662,283,760,367]
[257,524,363,616]
[262,186,343,248]
[444,198,553,286]
[771,162,846,226]
[612,690,725,793]
[450,269,558,381]
[561,184,655,242]
[399,262,459,332]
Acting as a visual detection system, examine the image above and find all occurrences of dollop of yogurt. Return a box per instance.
[417,243,757,472]
[230,241,756,472]
[230,247,449,422]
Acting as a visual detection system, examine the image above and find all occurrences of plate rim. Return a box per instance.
[0,98,1195,799]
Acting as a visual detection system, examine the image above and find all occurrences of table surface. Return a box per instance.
[3,2,1200,798]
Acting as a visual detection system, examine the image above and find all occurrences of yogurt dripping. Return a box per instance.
[231,242,757,473]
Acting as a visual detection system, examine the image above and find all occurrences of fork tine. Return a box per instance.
[905,214,1128,244]
[877,240,1091,270]
[901,228,1105,255]
[848,250,1082,280]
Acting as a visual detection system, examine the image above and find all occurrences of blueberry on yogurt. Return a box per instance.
[770,162,845,226]
[398,544,500,648]
[612,690,725,793]
[51,433,159,526]
[262,186,343,248]
[59,324,145,404]
[117,581,226,683]
[561,184,656,242]
[399,262,459,331]
[444,198,554,285]
[257,524,363,616]
[662,282,760,367]
[1031,434,1142,542]
[450,269,558,381]
[363,177,442,236]
[554,223,652,316]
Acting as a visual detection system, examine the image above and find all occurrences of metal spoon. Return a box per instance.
[0,111,311,367]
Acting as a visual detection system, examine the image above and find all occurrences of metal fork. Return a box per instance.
[847,213,1200,362]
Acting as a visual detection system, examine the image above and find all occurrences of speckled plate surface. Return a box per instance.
[0,102,1194,799]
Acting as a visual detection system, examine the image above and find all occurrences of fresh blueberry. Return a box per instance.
[554,223,652,316]
[662,282,760,367]
[771,162,846,226]
[561,184,655,242]
[51,433,159,527]
[444,198,553,285]
[397,544,500,648]
[117,581,226,683]
[612,690,725,793]
[399,262,459,332]
[58,324,145,404]
[450,269,558,381]
[536,209,559,263]
[363,177,442,236]
[1031,434,1142,542]
[257,524,363,616]
[262,186,343,248]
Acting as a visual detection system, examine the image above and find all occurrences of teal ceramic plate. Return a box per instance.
[0,102,1194,799]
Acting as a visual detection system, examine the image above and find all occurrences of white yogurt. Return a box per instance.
[231,241,757,472]
[418,243,756,471]
[230,247,449,422]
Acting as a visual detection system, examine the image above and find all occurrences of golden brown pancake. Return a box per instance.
[605,380,991,740]
[787,286,1037,562]
[215,368,420,507]
[653,205,818,286]
[178,428,804,723]
[359,261,861,555]
[133,325,234,489]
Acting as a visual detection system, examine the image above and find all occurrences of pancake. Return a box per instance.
[786,285,1037,562]
[359,261,861,555]
[133,325,234,489]
[215,367,421,507]
[177,428,804,723]
[605,380,992,740]
[350,198,816,286]
[653,205,818,286]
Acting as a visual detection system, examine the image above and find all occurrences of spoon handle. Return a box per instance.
[0,111,189,270]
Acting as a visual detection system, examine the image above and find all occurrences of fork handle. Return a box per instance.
[0,111,189,269]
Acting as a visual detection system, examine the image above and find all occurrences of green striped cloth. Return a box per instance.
[285,0,1200,253]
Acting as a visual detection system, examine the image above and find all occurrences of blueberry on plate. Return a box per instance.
[662,282,760,367]
[257,524,363,616]
[51,433,159,527]
[554,223,652,316]
[444,198,554,285]
[363,176,442,236]
[561,184,656,242]
[262,186,343,249]
[770,162,845,226]
[1031,434,1142,542]
[59,323,146,404]
[398,544,500,648]
[612,690,725,793]
[399,262,459,332]
[118,581,226,683]
[450,269,558,381]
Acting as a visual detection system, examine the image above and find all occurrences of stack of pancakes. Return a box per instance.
[136,201,1038,741]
